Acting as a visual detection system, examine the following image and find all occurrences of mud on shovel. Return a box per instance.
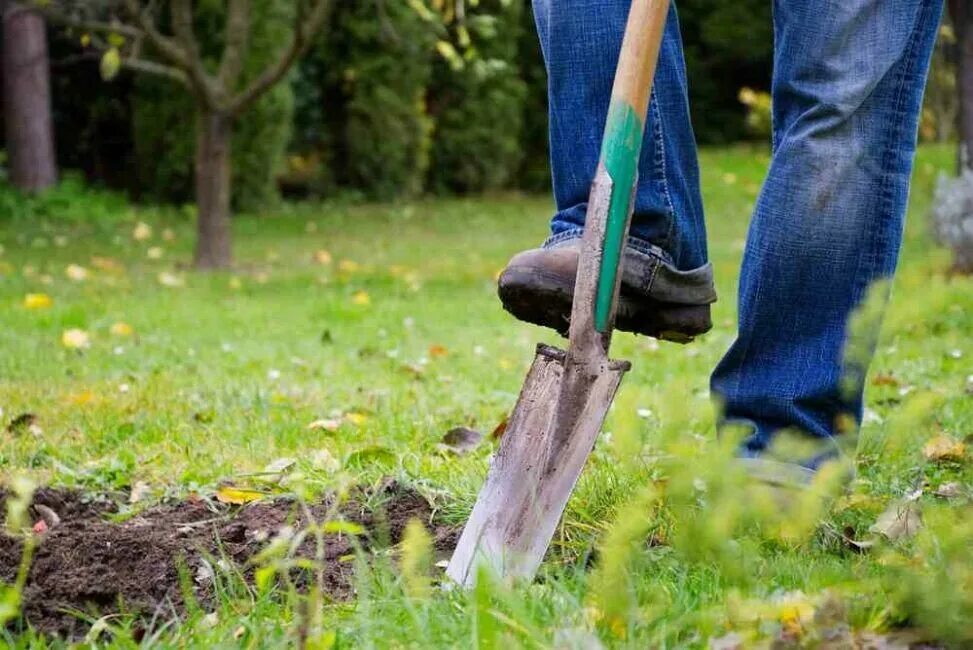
[446,0,671,586]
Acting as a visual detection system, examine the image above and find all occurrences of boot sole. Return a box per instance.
[498,267,711,343]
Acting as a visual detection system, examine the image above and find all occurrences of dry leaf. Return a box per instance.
[146,246,164,260]
[90,256,124,273]
[157,271,185,287]
[132,222,153,241]
[215,485,265,505]
[307,418,342,432]
[428,344,449,358]
[110,322,134,337]
[129,481,151,504]
[934,482,964,499]
[345,412,368,426]
[6,412,37,434]
[869,490,922,541]
[922,435,966,462]
[440,426,483,454]
[870,373,900,387]
[65,264,89,282]
[313,250,333,265]
[490,417,509,441]
[23,293,52,310]
[61,328,91,350]
[310,448,340,473]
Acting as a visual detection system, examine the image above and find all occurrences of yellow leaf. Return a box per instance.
[352,290,370,306]
[314,250,333,265]
[100,47,121,81]
[61,328,90,350]
[65,264,89,282]
[67,390,97,405]
[132,221,153,241]
[923,435,966,462]
[80,33,91,47]
[110,322,134,337]
[428,344,448,358]
[345,412,368,426]
[23,293,52,310]
[338,259,360,273]
[307,418,342,432]
[215,485,265,505]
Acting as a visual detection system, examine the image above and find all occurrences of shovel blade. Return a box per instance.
[446,344,628,586]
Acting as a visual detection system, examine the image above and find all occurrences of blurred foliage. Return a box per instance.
[131,0,294,212]
[25,1,960,203]
[428,0,528,193]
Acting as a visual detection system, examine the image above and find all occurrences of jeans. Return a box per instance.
[533,0,943,467]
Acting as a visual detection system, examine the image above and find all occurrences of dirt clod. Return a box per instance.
[0,481,455,639]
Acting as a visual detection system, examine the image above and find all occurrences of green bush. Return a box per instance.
[428,0,528,194]
[315,0,435,200]
[131,0,294,212]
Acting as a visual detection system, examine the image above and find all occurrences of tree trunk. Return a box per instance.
[951,0,973,169]
[193,109,233,269]
[2,2,57,192]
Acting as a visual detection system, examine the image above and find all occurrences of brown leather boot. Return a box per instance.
[497,239,716,342]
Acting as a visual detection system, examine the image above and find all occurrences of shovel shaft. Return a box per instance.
[590,0,670,333]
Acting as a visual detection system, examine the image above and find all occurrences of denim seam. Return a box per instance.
[649,89,677,252]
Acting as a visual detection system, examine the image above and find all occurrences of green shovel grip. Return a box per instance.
[594,99,646,333]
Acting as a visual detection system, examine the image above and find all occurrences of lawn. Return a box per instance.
[0,145,971,647]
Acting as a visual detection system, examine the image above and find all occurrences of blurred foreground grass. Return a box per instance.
[0,145,971,647]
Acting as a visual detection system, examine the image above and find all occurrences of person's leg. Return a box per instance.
[534,0,707,271]
[499,0,715,340]
[711,0,944,468]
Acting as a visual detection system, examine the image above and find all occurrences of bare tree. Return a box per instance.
[2,1,58,192]
[44,0,333,269]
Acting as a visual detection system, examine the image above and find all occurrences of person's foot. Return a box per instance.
[497,238,716,342]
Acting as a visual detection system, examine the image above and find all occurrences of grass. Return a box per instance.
[1,145,971,647]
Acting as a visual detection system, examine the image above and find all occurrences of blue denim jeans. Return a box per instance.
[533,0,943,467]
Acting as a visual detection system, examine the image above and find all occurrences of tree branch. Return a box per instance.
[121,0,191,70]
[218,0,250,88]
[226,0,333,116]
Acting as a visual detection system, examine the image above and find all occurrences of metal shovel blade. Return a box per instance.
[445,344,630,586]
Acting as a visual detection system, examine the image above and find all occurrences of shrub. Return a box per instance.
[428,0,528,194]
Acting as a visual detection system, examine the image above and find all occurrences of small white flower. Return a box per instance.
[118,383,130,394]
[268,369,281,381]
[637,408,653,419]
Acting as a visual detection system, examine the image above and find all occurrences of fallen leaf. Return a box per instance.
[308,418,342,432]
[345,412,368,426]
[934,482,964,499]
[338,259,360,273]
[6,412,37,434]
[110,322,134,337]
[61,328,91,350]
[162,228,176,242]
[157,271,185,288]
[261,457,296,483]
[871,373,900,387]
[23,293,53,309]
[129,481,151,504]
[215,485,265,505]
[146,246,164,260]
[132,222,153,241]
[351,290,370,306]
[428,344,449,358]
[90,256,124,273]
[922,435,966,462]
[490,417,509,440]
[65,264,89,282]
[314,250,333,265]
[201,611,219,628]
[440,426,483,454]
[869,490,922,541]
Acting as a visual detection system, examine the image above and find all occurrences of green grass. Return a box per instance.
[1,145,971,647]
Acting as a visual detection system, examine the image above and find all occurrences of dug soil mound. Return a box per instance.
[0,481,456,639]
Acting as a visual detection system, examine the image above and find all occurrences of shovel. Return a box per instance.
[446,0,671,586]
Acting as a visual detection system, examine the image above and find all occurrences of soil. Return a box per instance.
[0,480,457,640]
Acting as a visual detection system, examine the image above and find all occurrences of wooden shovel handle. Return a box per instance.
[586,0,671,336]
